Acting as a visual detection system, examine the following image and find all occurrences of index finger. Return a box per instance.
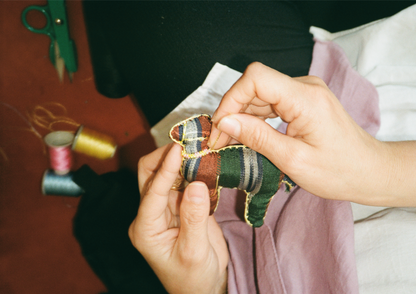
[212,62,303,124]
[138,144,172,193]
[138,143,182,222]
[209,62,301,147]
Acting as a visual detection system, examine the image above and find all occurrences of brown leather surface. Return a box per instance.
[0,1,155,293]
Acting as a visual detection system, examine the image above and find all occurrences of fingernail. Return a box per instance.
[218,116,241,138]
[211,111,218,122]
[186,182,206,204]
[207,132,216,148]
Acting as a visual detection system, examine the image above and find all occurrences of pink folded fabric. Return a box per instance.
[214,39,380,294]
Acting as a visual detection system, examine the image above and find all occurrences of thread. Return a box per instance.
[1,101,46,154]
[182,148,212,159]
[27,103,80,132]
[72,125,117,160]
[42,170,84,197]
[44,131,74,175]
[210,131,222,150]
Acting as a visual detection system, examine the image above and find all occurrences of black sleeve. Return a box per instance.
[82,0,314,126]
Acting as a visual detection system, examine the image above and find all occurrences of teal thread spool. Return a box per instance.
[42,170,84,197]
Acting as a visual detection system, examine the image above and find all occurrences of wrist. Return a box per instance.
[379,140,416,207]
[362,140,396,205]
[356,139,416,207]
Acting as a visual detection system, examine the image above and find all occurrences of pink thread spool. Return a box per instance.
[44,131,74,175]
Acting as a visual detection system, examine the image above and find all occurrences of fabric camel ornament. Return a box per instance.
[169,114,295,227]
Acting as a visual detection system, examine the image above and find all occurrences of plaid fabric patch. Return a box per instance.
[170,114,296,227]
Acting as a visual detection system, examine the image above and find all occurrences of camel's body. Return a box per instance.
[170,114,294,227]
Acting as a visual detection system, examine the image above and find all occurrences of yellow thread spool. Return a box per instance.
[72,125,117,160]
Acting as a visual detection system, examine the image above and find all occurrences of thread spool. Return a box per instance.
[42,170,85,197]
[44,131,74,175]
[72,125,117,160]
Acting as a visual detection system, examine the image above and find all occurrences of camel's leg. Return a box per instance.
[245,154,282,227]
[245,191,277,227]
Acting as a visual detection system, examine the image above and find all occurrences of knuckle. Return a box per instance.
[128,228,143,251]
[128,223,135,242]
[306,79,330,101]
[306,75,326,87]
[127,218,156,254]
[245,61,265,75]
[297,78,335,113]
[308,83,326,98]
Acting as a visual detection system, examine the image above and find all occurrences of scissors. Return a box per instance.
[22,0,77,82]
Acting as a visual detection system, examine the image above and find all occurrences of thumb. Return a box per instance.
[216,113,295,168]
[178,182,211,252]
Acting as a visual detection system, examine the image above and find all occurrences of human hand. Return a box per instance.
[128,144,229,294]
[208,62,396,206]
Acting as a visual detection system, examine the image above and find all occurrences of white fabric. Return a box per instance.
[310,4,416,143]
[354,208,416,294]
[311,5,416,293]
[150,63,283,148]
[150,63,239,147]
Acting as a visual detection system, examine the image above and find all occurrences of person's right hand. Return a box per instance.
[209,62,416,207]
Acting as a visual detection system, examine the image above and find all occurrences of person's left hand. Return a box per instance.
[129,143,229,294]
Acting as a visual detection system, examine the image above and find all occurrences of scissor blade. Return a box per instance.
[49,0,78,74]
[54,41,65,83]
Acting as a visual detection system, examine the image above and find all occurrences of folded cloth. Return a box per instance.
[214,39,379,294]
[310,4,416,143]
[354,208,416,294]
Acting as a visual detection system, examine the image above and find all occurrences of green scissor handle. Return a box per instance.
[21,4,56,66]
